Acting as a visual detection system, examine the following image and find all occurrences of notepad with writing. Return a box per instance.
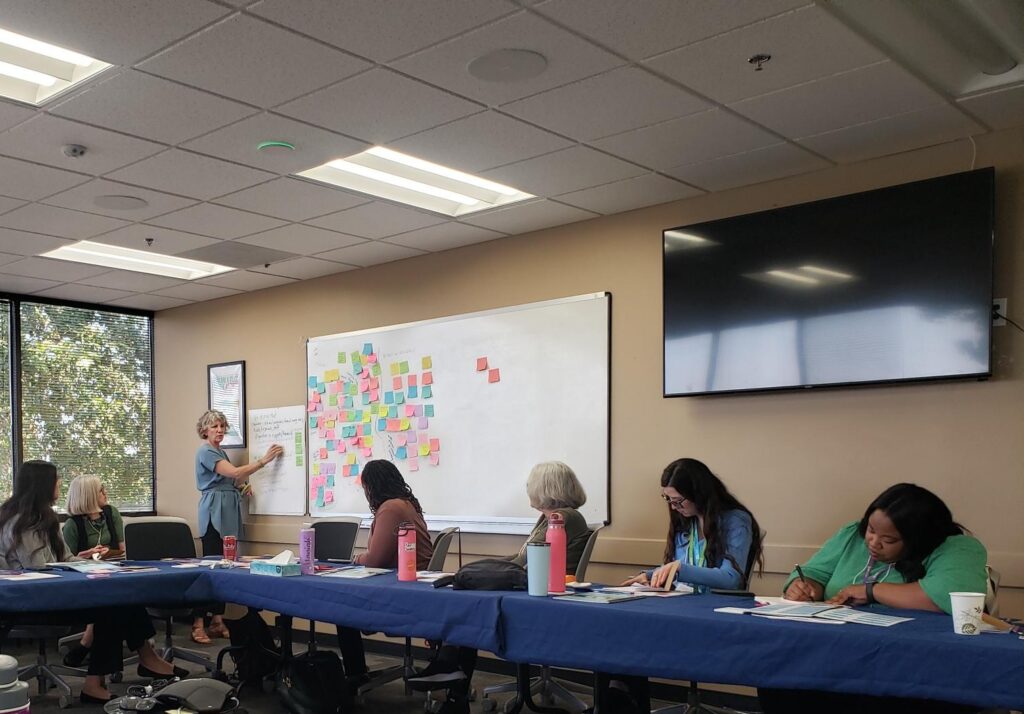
[724,602,912,627]
[553,591,644,605]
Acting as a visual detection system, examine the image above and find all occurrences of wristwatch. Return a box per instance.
[865,580,876,604]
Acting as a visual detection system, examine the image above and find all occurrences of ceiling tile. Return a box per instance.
[958,85,1024,131]
[314,241,426,268]
[797,105,984,164]
[730,61,945,139]
[250,0,517,62]
[460,199,598,234]
[0,251,20,267]
[391,111,572,172]
[251,256,356,280]
[667,143,831,192]
[0,274,61,294]
[34,283,134,304]
[0,228,72,256]
[645,6,884,105]
[0,204,129,239]
[384,223,505,251]
[41,179,197,220]
[392,12,623,106]
[594,109,778,170]
[152,283,243,302]
[0,0,230,65]
[106,150,275,201]
[0,115,164,175]
[51,71,256,145]
[237,225,365,255]
[78,270,185,293]
[177,241,298,269]
[139,15,370,107]
[214,177,369,222]
[107,294,193,311]
[147,203,286,240]
[198,270,297,291]
[277,69,482,144]
[0,197,26,215]
[0,157,89,201]
[0,100,36,132]
[90,225,219,255]
[555,174,703,214]
[533,0,806,60]
[482,146,645,196]
[501,66,708,141]
[0,256,108,282]
[307,202,446,239]
[183,114,367,174]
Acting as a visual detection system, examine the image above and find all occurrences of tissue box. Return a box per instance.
[250,560,301,577]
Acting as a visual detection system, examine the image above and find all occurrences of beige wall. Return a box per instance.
[155,125,1024,618]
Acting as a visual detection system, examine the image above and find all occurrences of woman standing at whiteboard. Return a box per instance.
[193,409,282,642]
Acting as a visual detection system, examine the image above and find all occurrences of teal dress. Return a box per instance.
[196,443,241,538]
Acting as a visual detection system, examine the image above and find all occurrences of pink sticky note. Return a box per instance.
[359,380,368,393]
[310,486,318,499]
[346,437,359,447]
[430,438,440,452]
[307,402,317,412]
[325,429,335,439]
[329,381,342,393]
[325,490,334,504]
[422,372,433,385]
[361,447,373,458]
[369,377,379,389]
[488,368,500,383]
[317,416,325,428]
[319,448,328,459]
[387,418,400,432]
[397,434,407,446]
[476,357,488,371]
[336,440,346,453]
[430,454,440,467]
[360,368,370,378]
[355,424,365,436]
[367,353,377,363]
[310,392,320,403]
[342,465,351,477]
[370,388,379,402]
[392,377,402,390]
[409,457,419,472]
[408,374,418,387]
[404,405,416,417]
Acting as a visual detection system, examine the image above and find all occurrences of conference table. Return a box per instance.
[1,563,1021,711]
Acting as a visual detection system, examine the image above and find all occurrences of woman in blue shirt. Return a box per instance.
[625,458,764,591]
[193,409,282,643]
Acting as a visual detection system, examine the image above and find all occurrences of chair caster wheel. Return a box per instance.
[110,671,123,683]
[58,694,72,709]
[481,697,497,712]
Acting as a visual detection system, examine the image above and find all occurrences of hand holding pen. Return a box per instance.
[784,563,823,602]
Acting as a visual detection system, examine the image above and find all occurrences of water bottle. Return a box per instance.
[397,521,417,581]
[546,511,567,594]
[299,527,315,576]
[526,542,551,596]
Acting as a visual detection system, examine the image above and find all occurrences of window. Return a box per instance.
[16,301,153,511]
[0,300,10,502]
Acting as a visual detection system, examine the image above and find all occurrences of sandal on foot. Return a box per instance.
[190,626,212,645]
[207,623,231,639]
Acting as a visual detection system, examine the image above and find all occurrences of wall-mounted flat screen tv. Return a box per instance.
[663,168,994,397]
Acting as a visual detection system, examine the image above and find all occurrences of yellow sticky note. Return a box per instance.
[422,356,432,369]
[362,412,372,423]
[347,453,356,464]
[390,363,400,376]
[312,464,320,475]
[324,369,340,382]
[400,418,410,430]
[419,444,431,457]
[364,436,373,447]
[326,420,335,428]
[378,405,389,417]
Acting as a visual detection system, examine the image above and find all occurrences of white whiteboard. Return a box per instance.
[247,405,307,516]
[305,293,610,534]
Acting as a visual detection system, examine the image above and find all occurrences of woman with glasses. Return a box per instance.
[623,458,764,591]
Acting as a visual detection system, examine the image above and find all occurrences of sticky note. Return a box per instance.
[425,405,434,418]
[430,454,439,467]
[392,377,402,390]
[326,440,335,451]
[329,381,342,393]
[317,382,326,393]
[338,352,346,364]
[361,393,370,405]
[325,429,335,439]
[371,364,381,376]
[422,356,432,369]
[413,405,423,417]
[351,463,360,476]
[307,402,318,412]
[418,417,428,429]
[344,396,353,408]
[408,375,418,387]
[384,391,394,404]
[342,464,351,477]
[406,431,418,444]
[419,444,431,457]
[400,418,411,431]
[430,438,440,452]
[370,389,379,402]
[409,457,419,471]
[396,434,407,446]
[360,368,369,379]
[400,361,409,374]
[395,392,405,404]
[367,353,377,364]
[308,376,317,388]
[324,369,340,382]
[351,351,361,363]
[363,435,373,447]
[378,405,388,416]
[388,405,398,418]
[362,411,371,423]
[422,386,432,399]
[347,453,356,464]
[377,418,387,431]
[369,377,379,389]
[361,447,372,458]
[309,416,317,428]
[310,392,320,404]
[362,343,373,355]
[396,446,407,460]
[325,490,334,504]
[407,386,418,398]
[336,440,346,453]
[476,357,488,371]
[346,383,357,395]
[390,363,400,376]
[325,419,335,428]
[312,463,320,476]
[404,405,416,417]
[327,394,338,406]
[422,371,433,385]
[319,448,327,459]
[358,380,368,393]
[488,368,500,383]
[387,418,400,431]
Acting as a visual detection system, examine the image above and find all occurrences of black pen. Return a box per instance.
[795,564,807,584]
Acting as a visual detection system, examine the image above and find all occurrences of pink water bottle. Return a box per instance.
[546,512,567,594]
[397,521,417,582]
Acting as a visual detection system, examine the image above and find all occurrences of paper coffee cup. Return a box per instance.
[949,592,985,635]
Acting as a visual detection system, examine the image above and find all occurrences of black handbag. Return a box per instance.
[452,558,527,591]
[276,649,351,714]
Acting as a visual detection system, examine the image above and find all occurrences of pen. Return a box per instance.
[795,564,807,584]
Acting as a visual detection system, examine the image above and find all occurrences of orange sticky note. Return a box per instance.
[476,357,488,371]
[408,374,418,387]
[488,368,500,383]
[392,377,402,390]
[430,438,440,452]
[422,372,433,385]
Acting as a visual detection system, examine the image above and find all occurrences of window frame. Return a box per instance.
[0,291,156,514]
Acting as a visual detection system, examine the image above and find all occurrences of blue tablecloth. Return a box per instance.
[204,569,504,653]
[500,592,1024,710]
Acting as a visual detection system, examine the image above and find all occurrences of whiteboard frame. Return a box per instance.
[305,292,612,534]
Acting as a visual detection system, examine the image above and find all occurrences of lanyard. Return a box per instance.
[685,521,706,567]
[855,555,893,585]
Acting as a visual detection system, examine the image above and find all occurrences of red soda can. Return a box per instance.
[223,535,237,561]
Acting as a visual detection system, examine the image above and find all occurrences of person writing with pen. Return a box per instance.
[761,483,989,714]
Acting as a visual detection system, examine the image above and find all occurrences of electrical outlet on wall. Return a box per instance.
[993,298,1007,326]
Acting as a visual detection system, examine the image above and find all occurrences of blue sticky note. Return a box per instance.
[377,418,387,431]
[351,463,360,477]
[395,392,405,404]
[354,410,363,421]
[326,440,335,451]
[384,391,394,404]
[362,343,373,355]
[344,396,353,408]
[361,393,370,405]
[407,385,418,398]
[307,376,317,388]
[425,405,434,417]
[422,386,432,399]
[327,475,335,488]
[309,416,317,428]
[317,382,326,394]
[396,446,407,460]
[316,486,325,507]
[388,405,398,418]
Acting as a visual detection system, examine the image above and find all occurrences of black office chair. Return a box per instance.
[123,516,215,671]
[481,525,604,714]
[2,620,87,708]
[307,517,362,650]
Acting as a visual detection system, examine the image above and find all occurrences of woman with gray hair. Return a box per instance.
[193,409,282,643]
[509,461,590,573]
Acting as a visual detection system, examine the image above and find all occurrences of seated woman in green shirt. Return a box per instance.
[761,483,988,714]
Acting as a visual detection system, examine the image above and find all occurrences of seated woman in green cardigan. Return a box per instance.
[761,482,988,714]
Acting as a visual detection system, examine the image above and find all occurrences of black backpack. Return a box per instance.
[276,649,351,714]
[223,609,282,688]
[452,558,527,591]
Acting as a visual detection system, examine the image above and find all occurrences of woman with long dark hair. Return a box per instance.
[624,458,764,590]
[0,461,184,704]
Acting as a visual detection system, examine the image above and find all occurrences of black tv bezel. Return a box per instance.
[661,168,996,398]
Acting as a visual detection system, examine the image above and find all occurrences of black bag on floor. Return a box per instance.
[276,649,351,714]
[223,608,282,687]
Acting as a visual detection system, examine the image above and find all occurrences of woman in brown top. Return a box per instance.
[338,460,433,691]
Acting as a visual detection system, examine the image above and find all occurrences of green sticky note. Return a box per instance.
[424,405,434,417]
[399,361,409,374]
[371,363,381,376]
[422,386,432,399]
[328,394,337,406]
[338,352,346,363]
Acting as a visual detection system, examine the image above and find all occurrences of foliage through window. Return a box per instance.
[18,302,153,511]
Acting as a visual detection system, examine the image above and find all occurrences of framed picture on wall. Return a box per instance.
[208,360,246,449]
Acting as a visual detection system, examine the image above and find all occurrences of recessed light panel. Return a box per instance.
[296,147,534,217]
[0,26,111,106]
[42,241,233,281]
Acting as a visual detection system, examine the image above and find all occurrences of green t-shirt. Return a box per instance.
[784,520,987,614]
[62,506,124,555]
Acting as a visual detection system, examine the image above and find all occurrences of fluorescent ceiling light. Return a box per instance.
[0,25,111,105]
[296,147,534,217]
[799,265,854,280]
[42,241,233,281]
[766,270,820,285]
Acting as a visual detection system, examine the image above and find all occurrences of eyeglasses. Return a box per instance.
[660,494,688,508]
